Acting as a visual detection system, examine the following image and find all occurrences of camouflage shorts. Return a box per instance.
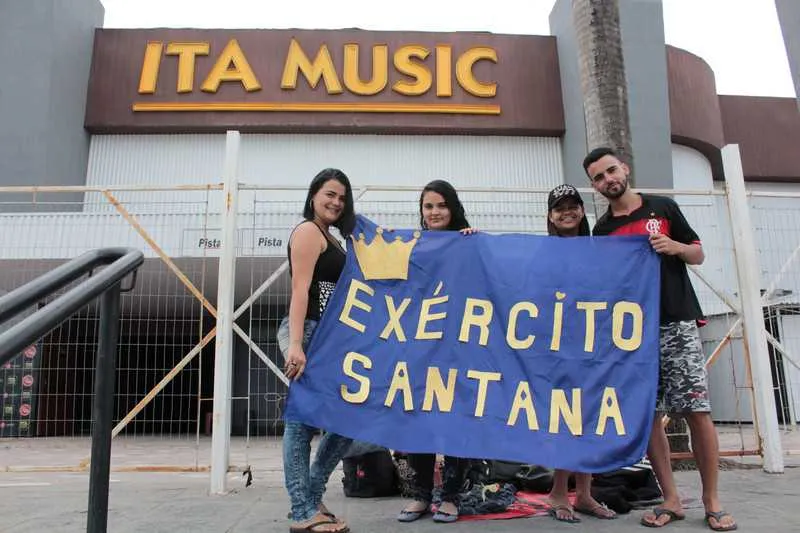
[657,321,711,414]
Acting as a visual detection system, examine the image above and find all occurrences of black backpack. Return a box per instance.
[465,459,554,493]
[341,449,400,498]
[591,460,663,513]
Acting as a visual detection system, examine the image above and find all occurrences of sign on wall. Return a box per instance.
[85,29,564,135]
[1,343,41,437]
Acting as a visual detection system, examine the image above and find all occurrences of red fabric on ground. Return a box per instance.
[457,491,575,522]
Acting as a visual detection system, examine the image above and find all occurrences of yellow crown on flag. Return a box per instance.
[352,227,420,280]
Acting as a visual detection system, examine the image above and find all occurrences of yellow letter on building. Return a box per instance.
[455,47,497,97]
[281,38,343,94]
[393,45,432,96]
[201,39,261,93]
[344,44,388,95]
[138,42,164,94]
[435,45,453,97]
[166,42,210,93]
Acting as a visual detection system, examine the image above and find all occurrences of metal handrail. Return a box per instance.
[0,247,144,533]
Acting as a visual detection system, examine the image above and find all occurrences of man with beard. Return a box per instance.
[585,148,736,532]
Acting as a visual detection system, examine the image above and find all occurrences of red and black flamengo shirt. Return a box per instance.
[592,193,704,324]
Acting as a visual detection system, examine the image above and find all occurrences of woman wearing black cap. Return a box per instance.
[546,184,590,238]
[545,184,616,523]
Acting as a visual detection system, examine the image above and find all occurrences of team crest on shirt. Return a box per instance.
[645,218,661,235]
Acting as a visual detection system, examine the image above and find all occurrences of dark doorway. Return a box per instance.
[764,306,792,425]
[36,314,214,436]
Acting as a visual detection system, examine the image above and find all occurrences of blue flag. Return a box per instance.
[285,215,660,473]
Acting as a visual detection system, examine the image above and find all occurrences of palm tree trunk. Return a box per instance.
[571,0,691,456]
[572,0,634,218]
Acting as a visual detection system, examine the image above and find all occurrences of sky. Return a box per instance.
[100,0,795,98]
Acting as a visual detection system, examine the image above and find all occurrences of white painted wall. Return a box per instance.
[81,133,568,235]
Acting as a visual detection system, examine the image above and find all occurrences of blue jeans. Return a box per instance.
[283,422,354,520]
[278,317,353,521]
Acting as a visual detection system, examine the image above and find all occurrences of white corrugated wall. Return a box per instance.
[84,133,563,217]
[87,133,563,189]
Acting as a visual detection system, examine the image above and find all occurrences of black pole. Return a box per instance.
[87,283,122,533]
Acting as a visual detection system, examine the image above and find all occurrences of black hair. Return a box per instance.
[302,168,356,237]
[582,147,621,175]
[418,179,470,231]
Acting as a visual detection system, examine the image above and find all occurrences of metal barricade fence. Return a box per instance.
[232,183,760,469]
[1,174,797,476]
[0,184,223,470]
[748,191,800,442]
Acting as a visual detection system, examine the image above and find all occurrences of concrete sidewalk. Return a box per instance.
[2,460,799,532]
[2,431,800,532]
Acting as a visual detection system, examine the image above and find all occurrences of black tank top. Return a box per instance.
[288,221,346,321]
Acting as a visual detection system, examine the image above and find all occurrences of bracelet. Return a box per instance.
[290,339,302,345]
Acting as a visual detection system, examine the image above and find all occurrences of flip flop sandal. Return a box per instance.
[288,512,338,520]
[287,507,340,522]
[397,509,429,522]
[549,504,581,523]
[289,518,350,533]
[432,510,459,523]
[705,510,738,531]
[641,507,685,528]
[574,503,618,519]
[397,502,431,523]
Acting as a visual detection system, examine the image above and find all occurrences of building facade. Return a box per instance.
[2,0,800,436]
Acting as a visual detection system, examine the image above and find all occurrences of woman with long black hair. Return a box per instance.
[396,179,475,525]
[279,168,356,533]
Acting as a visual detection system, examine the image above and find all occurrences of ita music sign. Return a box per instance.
[85,29,564,135]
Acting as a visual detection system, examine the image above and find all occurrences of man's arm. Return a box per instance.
[662,197,705,265]
[678,242,704,265]
[648,234,705,264]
